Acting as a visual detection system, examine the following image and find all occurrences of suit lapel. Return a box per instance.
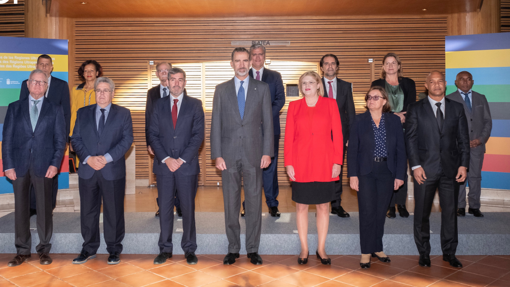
[33,99,51,133]
[422,98,441,134]
[261,69,269,82]
[100,104,118,139]
[90,104,99,139]
[21,99,32,132]
[175,93,190,131]
[228,78,242,122]
[445,98,454,123]
[248,69,254,79]
[244,80,258,122]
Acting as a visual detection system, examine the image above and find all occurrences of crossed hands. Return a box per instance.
[166,158,184,172]
[88,156,107,171]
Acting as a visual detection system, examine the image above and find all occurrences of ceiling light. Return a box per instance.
[422,8,427,11]
[81,2,86,4]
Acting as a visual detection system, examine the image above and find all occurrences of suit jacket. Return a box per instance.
[249,68,285,135]
[322,77,355,143]
[447,90,492,153]
[2,98,66,178]
[405,97,470,179]
[71,104,134,180]
[210,77,274,168]
[145,84,163,145]
[148,93,205,176]
[284,97,343,182]
[20,76,71,137]
[371,77,416,113]
[347,111,406,180]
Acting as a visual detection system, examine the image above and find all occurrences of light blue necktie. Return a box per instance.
[30,99,41,131]
[237,81,245,119]
[462,92,472,113]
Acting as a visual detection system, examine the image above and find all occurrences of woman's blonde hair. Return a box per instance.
[298,71,324,97]
[380,52,403,79]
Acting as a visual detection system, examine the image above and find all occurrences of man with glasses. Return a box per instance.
[19,54,71,215]
[71,77,134,265]
[3,70,66,267]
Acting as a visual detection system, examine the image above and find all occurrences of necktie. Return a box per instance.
[328,81,334,99]
[172,99,178,129]
[238,81,245,120]
[30,99,41,131]
[462,92,472,112]
[256,71,260,81]
[162,87,168,98]
[98,108,106,135]
[435,102,443,131]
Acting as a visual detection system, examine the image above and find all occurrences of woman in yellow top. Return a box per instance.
[70,60,103,137]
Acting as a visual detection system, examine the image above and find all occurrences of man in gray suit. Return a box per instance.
[447,71,492,218]
[211,47,274,266]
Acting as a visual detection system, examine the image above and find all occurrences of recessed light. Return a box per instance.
[422,8,427,11]
[81,2,86,4]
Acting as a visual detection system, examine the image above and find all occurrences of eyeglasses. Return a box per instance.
[157,69,169,73]
[367,96,381,101]
[95,89,112,94]
[30,80,47,86]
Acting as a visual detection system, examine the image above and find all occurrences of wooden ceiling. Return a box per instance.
[50,0,482,18]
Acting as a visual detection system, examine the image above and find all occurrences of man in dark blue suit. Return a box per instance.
[245,44,285,217]
[149,68,205,265]
[19,54,71,214]
[70,77,134,265]
[3,70,66,267]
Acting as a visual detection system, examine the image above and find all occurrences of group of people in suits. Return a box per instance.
[3,49,492,271]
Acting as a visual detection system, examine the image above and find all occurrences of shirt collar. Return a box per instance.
[97,103,112,113]
[170,92,184,102]
[29,94,44,103]
[252,67,264,74]
[427,95,445,105]
[458,89,472,95]
[323,77,337,84]
[235,75,249,85]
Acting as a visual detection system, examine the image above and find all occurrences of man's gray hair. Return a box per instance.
[94,77,115,92]
[168,67,187,80]
[156,62,172,71]
[249,44,266,55]
[29,69,47,80]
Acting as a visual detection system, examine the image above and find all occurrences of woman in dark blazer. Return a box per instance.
[371,52,416,218]
[348,86,406,268]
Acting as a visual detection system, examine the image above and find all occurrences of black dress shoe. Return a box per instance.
[336,206,350,218]
[155,209,160,217]
[297,253,309,265]
[39,253,52,265]
[468,208,484,217]
[8,254,31,267]
[387,207,396,218]
[154,252,172,264]
[360,262,371,268]
[240,209,245,217]
[73,251,96,264]
[443,254,463,268]
[419,254,431,267]
[269,206,281,217]
[29,209,37,217]
[247,252,263,265]
[185,252,198,265]
[371,252,391,263]
[108,253,121,265]
[316,251,331,265]
[457,208,466,217]
[223,253,240,265]
[397,205,409,218]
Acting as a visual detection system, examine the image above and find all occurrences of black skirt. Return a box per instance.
[292,181,336,204]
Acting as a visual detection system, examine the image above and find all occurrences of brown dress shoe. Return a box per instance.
[39,253,52,265]
[8,254,31,267]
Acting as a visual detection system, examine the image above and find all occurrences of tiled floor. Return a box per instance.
[1,254,510,287]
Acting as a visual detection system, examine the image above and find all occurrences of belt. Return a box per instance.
[374,157,387,162]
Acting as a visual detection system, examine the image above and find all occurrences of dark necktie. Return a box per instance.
[237,81,245,119]
[172,99,178,129]
[256,71,260,81]
[98,108,105,135]
[462,92,472,112]
[162,87,168,98]
[328,81,334,99]
[435,102,443,131]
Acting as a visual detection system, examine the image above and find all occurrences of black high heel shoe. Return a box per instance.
[297,253,309,265]
[316,251,331,265]
[360,254,371,268]
[371,252,391,263]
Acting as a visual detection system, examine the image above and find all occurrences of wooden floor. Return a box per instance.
[1,253,510,287]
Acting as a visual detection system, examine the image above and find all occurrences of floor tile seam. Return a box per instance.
[104,268,147,280]
[375,278,415,287]
[356,267,408,281]
[169,271,224,287]
[483,277,504,287]
[459,267,510,280]
[398,269,462,281]
[145,267,197,279]
[437,278,476,287]
[223,273,279,287]
[470,260,510,270]
[0,269,44,280]
[132,276,169,287]
[300,267,353,280]
[444,267,507,282]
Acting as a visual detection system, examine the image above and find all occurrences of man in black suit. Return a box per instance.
[19,54,70,214]
[145,62,182,217]
[405,70,470,268]
[149,68,205,265]
[71,77,134,265]
[3,70,66,267]
[242,44,285,217]
[320,54,356,218]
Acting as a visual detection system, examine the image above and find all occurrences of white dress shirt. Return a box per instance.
[45,75,52,98]
[160,84,169,98]
[323,77,337,99]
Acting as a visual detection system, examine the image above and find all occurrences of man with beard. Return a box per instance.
[210,47,274,265]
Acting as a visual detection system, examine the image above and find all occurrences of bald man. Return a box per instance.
[447,71,492,218]
[405,70,470,268]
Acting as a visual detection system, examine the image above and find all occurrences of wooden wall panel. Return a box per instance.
[503,0,510,32]
[72,16,448,185]
[0,0,24,37]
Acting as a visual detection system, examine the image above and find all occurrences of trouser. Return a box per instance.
[458,149,484,209]
[157,172,198,254]
[390,172,408,206]
[30,174,58,210]
[79,171,126,255]
[331,143,347,208]
[357,161,394,254]
[262,134,280,208]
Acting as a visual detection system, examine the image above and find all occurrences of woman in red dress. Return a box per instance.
[284,71,343,265]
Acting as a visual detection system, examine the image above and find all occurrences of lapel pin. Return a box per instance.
[254,88,257,91]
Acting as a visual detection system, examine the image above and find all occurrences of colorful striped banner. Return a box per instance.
[446,33,510,190]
